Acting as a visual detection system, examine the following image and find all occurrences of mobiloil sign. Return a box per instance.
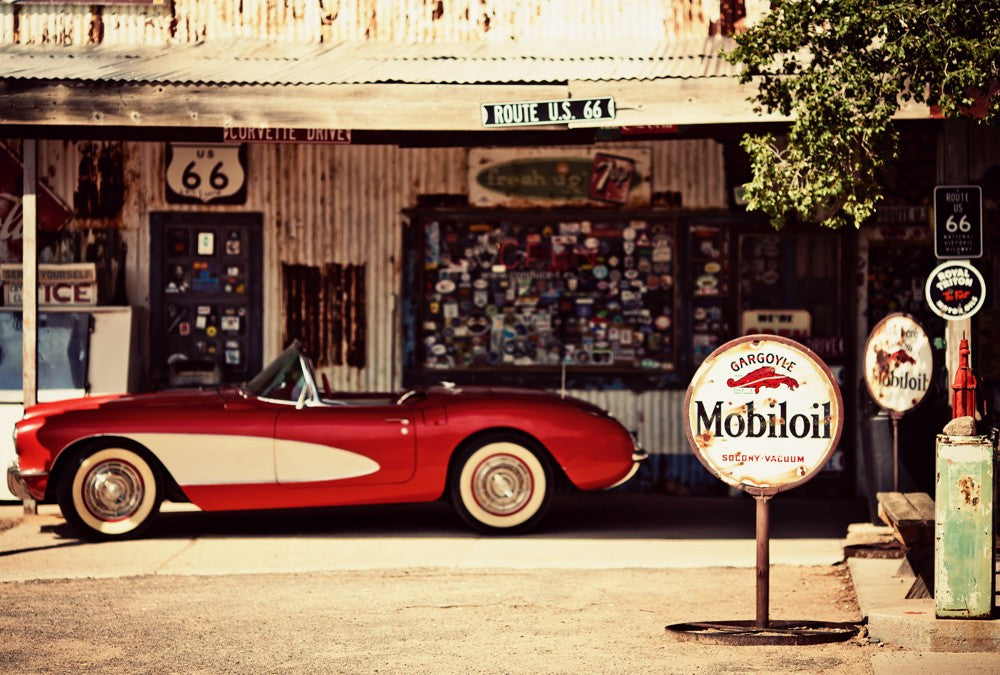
[685,335,843,494]
[863,313,932,414]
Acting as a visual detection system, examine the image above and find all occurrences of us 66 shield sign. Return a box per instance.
[166,143,247,205]
[934,185,982,259]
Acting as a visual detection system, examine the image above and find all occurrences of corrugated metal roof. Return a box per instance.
[0,36,738,86]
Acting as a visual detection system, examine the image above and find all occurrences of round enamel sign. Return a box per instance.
[863,313,932,413]
[684,335,844,496]
[924,260,986,321]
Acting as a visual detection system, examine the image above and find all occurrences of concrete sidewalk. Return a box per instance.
[846,524,999,672]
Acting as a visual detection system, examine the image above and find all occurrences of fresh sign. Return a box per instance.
[481,97,615,127]
[684,335,843,495]
[863,313,932,413]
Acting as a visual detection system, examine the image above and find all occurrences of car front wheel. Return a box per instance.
[57,446,162,541]
[450,435,552,534]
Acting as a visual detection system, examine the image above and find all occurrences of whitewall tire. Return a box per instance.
[450,435,553,534]
[58,446,161,541]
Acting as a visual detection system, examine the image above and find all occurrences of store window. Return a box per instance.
[738,230,845,364]
[409,210,678,387]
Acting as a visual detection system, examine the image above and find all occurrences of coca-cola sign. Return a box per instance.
[0,143,72,262]
[684,335,844,495]
[863,313,932,413]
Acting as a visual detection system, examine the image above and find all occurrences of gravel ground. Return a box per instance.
[0,564,878,674]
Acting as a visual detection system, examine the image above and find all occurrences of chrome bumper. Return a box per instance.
[6,462,43,501]
[607,448,648,489]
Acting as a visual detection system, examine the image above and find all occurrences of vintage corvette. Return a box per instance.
[8,342,645,540]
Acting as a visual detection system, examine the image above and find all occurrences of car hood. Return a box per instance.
[22,388,226,421]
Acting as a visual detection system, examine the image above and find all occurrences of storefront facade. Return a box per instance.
[1,1,997,499]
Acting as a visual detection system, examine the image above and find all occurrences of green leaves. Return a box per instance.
[725,0,999,229]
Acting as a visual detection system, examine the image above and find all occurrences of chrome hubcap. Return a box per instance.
[472,454,532,516]
[83,461,144,521]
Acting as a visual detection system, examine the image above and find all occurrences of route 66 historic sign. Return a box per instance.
[684,335,844,495]
[166,143,247,204]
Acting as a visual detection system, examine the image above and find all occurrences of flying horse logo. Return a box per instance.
[727,366,800,393]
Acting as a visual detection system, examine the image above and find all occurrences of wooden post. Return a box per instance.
[935,434,995,618]
[20,139,38,516]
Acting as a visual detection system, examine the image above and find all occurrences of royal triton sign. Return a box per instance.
[684,335,844,495]
[924,260,986,321]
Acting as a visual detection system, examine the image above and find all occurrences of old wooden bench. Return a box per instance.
[876,491,936,598]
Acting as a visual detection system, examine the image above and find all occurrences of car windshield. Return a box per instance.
[244,343,312,402]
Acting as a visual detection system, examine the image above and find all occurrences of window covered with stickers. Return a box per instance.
[149,212,263,388]
[409,211,678,385]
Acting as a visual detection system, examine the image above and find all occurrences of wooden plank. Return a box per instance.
[0,82,568,131]
[876,491,922,525]
[903,492,936,523]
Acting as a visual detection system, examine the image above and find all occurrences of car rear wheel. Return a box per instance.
[57,446,162,541]
[450,434,552,534]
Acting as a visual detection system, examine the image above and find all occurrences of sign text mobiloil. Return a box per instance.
[685,336,843,493]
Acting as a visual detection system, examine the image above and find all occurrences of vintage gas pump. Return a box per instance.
[935,337,996,619]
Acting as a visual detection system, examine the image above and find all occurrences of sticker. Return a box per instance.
[197,305,211,316]
[431,344,447,356]
[225,349,241,365]
[225,339,240,349]
[655,315,672,330]
[179,321,191,336]
[197,232,215,256]
[593,265,609,280]
[704,262,722,274]
[195,316,207,330]
[167,228,189,256]
[435,279,456,294]
[225,231,242,256]
[206,325,218,337]
[221,316,240,332]
[166,265,189,293]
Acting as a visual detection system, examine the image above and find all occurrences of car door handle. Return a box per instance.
[384,418,410,425]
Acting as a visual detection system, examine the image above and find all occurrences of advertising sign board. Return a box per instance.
[481,97,615,128]
[924,260,986,321]
[863,313,932,413]
[684,335,843,495]
[934,185,982,259]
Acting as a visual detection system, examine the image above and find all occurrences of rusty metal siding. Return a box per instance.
[2,1,755,47]
[649,138,727,209]
[569,388,688,456]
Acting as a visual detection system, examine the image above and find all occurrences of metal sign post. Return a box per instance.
[668,335,853,644]
[862,313,933,491]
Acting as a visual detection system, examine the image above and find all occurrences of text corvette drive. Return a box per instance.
[8,342,645,540]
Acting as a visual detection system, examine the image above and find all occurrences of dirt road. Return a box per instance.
[0,564,874,673]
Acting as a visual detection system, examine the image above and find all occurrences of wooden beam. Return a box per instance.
[20,138,38,516]
[0,82,568,131]
[567,79,932,127]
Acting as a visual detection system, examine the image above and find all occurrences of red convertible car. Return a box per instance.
[8,342,645,540]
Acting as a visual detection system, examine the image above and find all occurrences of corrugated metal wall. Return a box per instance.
[1,0,765,46]
[17,136,724,458]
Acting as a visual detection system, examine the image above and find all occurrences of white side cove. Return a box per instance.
[122,433,380,485]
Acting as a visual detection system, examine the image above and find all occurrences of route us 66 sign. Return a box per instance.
[166,143,247,205]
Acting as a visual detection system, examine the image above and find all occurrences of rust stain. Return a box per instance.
[957,475,979,507]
